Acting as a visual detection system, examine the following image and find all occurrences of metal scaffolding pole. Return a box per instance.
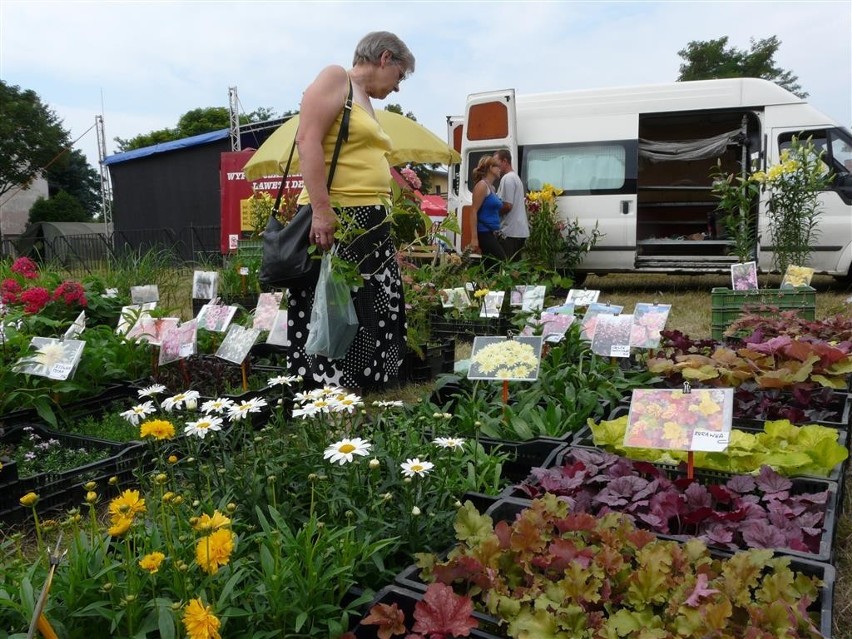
[96,114,114,246]
[228,86,241,152]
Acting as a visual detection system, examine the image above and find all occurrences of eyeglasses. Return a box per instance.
[392,60,409,83]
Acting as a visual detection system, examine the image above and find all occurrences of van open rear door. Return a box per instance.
[446,115,464,242]
[458,90,518,250]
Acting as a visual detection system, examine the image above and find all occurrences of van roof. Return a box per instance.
[515,78,803,117]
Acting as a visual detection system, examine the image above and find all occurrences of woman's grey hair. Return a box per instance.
[353,31,415,75]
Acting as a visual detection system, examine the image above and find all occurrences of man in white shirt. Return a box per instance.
[493,150,529,260]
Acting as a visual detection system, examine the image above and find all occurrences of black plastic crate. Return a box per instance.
[429,313,510,341]
[477,438,567,483]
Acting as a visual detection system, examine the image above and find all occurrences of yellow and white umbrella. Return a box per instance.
[243,110,460,181]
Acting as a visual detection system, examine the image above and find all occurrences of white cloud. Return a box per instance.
[2,0,849,169]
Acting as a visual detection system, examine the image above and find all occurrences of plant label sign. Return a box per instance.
[591,313,633,358]
[64,311,87,340]
[579,302,622,342]
[468,336,543,381]
[630,303,671,349]
[116,302,157,336]
[196,303,238,333]
[266,310,289,346]
[253,292,284,331]
[479,291,505,318]
[216,324,261,364]
[521,311,574,343]
[14,337,86,381]
[130,284,160,304]
[565,289,600,307]
[730,261,758,291]
[191,271,219,300]
[780,265,815,289]
[624,388,733,452]
[511,285,546,312]
[440,287,471,309]
[160,319,198,366]
[128,317,180,346]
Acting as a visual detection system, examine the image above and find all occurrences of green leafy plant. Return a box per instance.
[710,158,760,263]
[419,495,826,638]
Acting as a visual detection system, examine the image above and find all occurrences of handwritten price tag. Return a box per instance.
[691,429,730,452]
[50,362,74,380]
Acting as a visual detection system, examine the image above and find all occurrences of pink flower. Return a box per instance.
[20,287,51,314]
[400,167,422,191]
[1,278,22,304]
[11,257,38,279]
[53,281,87,307]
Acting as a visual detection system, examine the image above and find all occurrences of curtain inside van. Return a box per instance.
[639,128,744,162]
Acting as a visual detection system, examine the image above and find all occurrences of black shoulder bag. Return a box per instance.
[258,79,353,290]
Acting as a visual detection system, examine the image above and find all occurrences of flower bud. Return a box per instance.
[102,582,113,592]
[192,500,201,508]
[168,455,178,464]
[19,492,39,507]
[108,476,119,486]
[411,506,421,516]
[226,502,237,513]
[155,473,168,484]
[85,491,98,504]
[84,481,97,491]
[171,495,183,505]
[369,458,380,470]
[185,398,197,411]
[163,491,175,503]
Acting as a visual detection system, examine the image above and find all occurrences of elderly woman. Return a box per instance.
[287,31,414,392]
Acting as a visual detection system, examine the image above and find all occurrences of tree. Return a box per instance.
[677,36,807,98]
[385,103,435,194]
[115,106,279,152]
[0,81,70,199]
[28,190,92,225]
[47,149,101,218]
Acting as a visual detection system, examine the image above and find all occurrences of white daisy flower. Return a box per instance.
[184,416,224,439]
[201,397,236,414]
[119,401,155,425]
[293,403,322,419]
[433,437,466,450]
[162,390,201,412]
[400,458,435,478]
[228,396,267,421]
[137,384,167,398]
[323,438,372,465]
[372,400,404,409]
[268,374,302,388]
[329,392,362,414]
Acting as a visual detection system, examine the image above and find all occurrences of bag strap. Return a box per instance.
[271,76,354,217]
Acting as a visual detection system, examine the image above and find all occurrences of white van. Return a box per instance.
[447,78,852,280]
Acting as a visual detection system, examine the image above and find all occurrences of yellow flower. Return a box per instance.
[109,489,147,519]
[85,491,98,504]
[138,551,165,574]
[108,515,134,537]
[195,529,236,575]
[140,419,176,440]
[192,510,231,534]
[19,492,39,508]
[168,455,179,464]
[473,288,490,299]
[182,598,221,639]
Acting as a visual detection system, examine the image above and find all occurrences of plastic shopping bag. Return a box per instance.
[305,253,359,360]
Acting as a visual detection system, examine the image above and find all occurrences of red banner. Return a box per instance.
[219,151,303,253]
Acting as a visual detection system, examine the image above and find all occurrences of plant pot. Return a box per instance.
[711,286,816,340]
[477,437,568,483]
[403,338,456,383]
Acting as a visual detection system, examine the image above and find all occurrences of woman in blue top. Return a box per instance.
[469,155,507,265]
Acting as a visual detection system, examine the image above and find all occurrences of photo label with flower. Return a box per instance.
[730,261,758,291]
[629,303,671,349]
[566,289,600,307]
[468,336,543,381]
[252,292,284,331]
[127,317,180,346]
[191,271,219,300]
[116,302,156,335]
[196,303,238,333]
[159,319,198,365]
[130,284,160,304]
[521,311,574,343]
[439,287,471,309]
[591,313,633,358]
[579,302,622,341]
[780,264,816,289]
[14,336,86,380]
[624,388,733,452]
[511,285,546,312]
[479,291,505,318]
[216,324,261,364]
[265,310,289,346]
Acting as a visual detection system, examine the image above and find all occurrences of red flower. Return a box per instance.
[1,278,22,304]
[52,281,87,307]
[11,257,38,279]
[20,287,51,314]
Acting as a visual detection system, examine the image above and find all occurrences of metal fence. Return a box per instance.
[1,226,223,274]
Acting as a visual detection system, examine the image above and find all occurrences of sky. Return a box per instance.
[1,0,850,171]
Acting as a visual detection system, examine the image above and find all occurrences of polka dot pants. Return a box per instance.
[287,205,406,391]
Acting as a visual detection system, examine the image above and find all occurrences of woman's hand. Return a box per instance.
[311,206,337,251]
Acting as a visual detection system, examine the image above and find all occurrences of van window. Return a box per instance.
[779,128,852,176]
[522,142,635,194]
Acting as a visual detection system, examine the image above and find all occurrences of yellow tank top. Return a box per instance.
[297,102,393,207]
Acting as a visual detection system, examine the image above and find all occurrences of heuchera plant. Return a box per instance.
[590,416,848,478]
[516,448,829,557]
[727,310,852,343]
[355,582,478,639]
[419,496,824,639]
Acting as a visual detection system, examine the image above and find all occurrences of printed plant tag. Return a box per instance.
[780,265,815,289]
[591,313,633,357]
[730,261,758,291]
[191,271,219,300]
[266,310,289,346]
[116,302,156,335]
[579,302,622,341]
[565,289,600,307]
[196,303,238,333]
[159,320,198,366]
[624,388,733,452]
[468,336,543,381]
[521,312,574,343]
[439,287,471,309]
[64,310,87,340]
[479,291,505,318]
[630,303,671,349]
[14,337,86,381]
[253,292,284,331]
[127,317,180,346]
[130,284,160,304]
[216,324,261,364]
